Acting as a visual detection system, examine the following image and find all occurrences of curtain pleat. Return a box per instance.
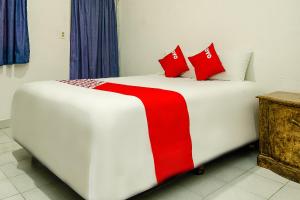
[70,0,119,79]
[0,0,30,66]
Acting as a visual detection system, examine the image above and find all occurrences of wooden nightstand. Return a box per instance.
[257,91,300,183]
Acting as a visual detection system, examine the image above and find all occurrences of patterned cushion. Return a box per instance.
[60,79,104,89]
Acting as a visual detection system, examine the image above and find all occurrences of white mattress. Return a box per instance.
[12,75,260,200]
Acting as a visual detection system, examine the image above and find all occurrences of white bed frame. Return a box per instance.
[11,75,259,200]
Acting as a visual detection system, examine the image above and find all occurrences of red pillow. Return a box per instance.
[188,43,225,80]
[159,46,189,77]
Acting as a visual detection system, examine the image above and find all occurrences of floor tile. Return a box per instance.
[0,129,294,200]
[9,169,58,193]
[0,142,22,155]
[177,173,226,197]
[3,194,25,200]
[0,169,7,180]
[22,183,83,200]
[250,166,289,184]
[0,150,32,166]
[0,130,5,136]
[2,128,12,139]
[0,133,12,144]
[133,184,202,200]
[0,179,19,199]
[205,184,265,200]
[22,188,49,200]
[206,163,247,183]
[229,155,257,171]
[270,185,300,200]
[0,159,34,178]
[231,172,284,199]
[286,181,300,189]
[22,187,56,200]
[209,151,257,173]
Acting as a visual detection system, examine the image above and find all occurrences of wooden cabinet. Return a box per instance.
[257,91,300,183]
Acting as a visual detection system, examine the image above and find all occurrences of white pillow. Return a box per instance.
[182,51,252,80]
[181,65,196,79]
[181,53,196,79]
[210,52,252,81]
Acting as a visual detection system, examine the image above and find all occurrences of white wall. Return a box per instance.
[118,0,300,92]
[0,0,71,120]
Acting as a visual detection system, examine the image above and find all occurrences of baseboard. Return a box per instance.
[0,119,11,129]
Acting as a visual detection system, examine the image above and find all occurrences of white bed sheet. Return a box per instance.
[12,75,260,200]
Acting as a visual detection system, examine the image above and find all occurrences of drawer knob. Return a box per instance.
[291,119,300,127]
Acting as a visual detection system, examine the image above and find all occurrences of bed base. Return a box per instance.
[31,157,44,168]
[194,165,205,175]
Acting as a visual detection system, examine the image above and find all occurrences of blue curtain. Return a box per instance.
[70,0,119,79]
[0,0,30,66]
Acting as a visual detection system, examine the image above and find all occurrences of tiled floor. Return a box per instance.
[0,127,299,200]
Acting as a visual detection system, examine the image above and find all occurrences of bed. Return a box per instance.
[11,74,259,200]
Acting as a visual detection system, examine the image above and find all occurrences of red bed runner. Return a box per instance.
[94,82,194,183]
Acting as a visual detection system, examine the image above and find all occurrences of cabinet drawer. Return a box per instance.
[269,103,300,168]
